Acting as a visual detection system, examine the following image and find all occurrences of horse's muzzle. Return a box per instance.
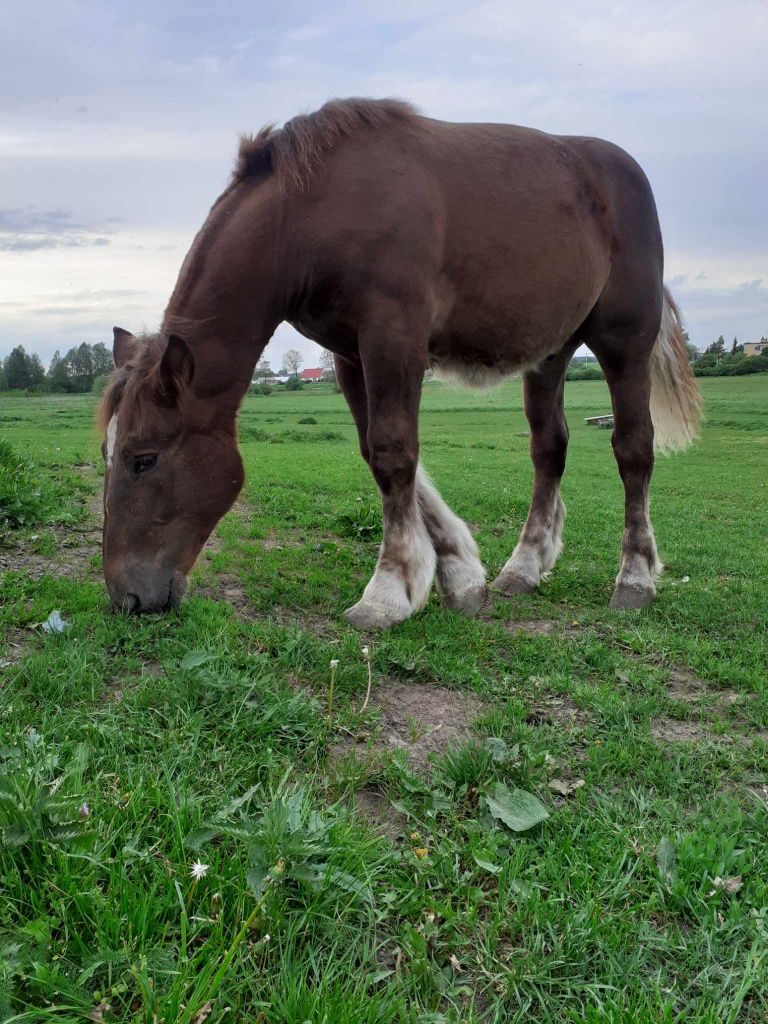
[108,570,188,614]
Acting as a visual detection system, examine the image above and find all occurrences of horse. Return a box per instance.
[98,97,701,628]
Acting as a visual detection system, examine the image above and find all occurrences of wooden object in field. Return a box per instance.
[585,414,614,428]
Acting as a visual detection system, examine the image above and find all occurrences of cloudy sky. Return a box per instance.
[1,0,766,369]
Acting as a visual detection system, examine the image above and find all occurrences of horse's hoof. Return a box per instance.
[609,584,654,610]
[344,600,408,630]
[443,585,487,617]
[491,572,538,597]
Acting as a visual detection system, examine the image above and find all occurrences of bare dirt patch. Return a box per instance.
[335,679,486,776]
[509,619,559,636]
[525,694,588,729]
[351,787,408,839]
[102,659,163,705]
[651,717,768,745]
[191,572,256,617]
[666,668,743,707]
[0,627,32,670]
[200,531,224,557]
[651,718,720,743]
[0,489,102,581]
[498,617,583,638]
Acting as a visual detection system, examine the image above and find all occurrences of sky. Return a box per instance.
[1,0,767,370]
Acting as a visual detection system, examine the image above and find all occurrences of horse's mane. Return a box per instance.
[233,97,419,191]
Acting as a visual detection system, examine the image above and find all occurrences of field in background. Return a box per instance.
[1,375,767,1023]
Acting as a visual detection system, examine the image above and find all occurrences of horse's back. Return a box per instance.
[287,111,663,372]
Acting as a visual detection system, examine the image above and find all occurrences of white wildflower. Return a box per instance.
[190,861,210,881]
[330,659,339,669]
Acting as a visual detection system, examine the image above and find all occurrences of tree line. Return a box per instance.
[2,332,765,394]
[692,335,768,377]
[0,343,114,393]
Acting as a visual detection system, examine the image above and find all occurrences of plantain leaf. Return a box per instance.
[484,782,549,832]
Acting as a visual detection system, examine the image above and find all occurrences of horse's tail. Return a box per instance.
[649,287,703,453]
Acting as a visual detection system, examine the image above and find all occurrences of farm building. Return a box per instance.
[744,338,767,357]
[300,367,323,381]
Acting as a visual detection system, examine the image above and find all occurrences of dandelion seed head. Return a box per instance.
[190,860,210,880]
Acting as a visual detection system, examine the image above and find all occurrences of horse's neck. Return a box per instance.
[162,184,287,400]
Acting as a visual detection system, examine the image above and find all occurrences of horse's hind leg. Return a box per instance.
[586,281,663,608]
[493,347,573,596]
[600,353,661,608]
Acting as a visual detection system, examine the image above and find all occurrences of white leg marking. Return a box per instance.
[416,465,486,614]
[346,496,436,629]
[494,493,565,593]
[611,501,663,608]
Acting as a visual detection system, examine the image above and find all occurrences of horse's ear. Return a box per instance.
[157,334,195,402]
[113,327,139,367]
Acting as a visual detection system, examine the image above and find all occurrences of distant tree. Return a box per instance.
[685,340,699,363]
[91,342,114,377]
[0,362,7,390]
[730,336,743,355]
[47,350,72,392]
[253,358,273,384]
[319,349,335,377]
[282,348,303,377]
[706,335,726,359]
[69,343,95,392]
[4,346,31,390]
[28,353,46,388]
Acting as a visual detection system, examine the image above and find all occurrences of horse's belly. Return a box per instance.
[427,239,607,388]
[428,333,545,389]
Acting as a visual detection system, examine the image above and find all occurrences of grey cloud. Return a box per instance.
[673,278,768,345]
[0,0,765,355]
[0,206,90,234]
[0,205,116,253]
[0,234,110,252]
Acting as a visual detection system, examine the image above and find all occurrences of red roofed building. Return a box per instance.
[300,367,323,381]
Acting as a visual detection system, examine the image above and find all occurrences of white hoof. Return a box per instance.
[344,599,412,630]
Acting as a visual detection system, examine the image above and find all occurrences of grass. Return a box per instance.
[0,375,767,1023]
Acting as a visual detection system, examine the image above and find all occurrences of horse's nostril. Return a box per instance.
[123,593,140,613]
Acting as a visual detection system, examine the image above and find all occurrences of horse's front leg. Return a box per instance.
[342,318,436,630]
[336,353,485,622]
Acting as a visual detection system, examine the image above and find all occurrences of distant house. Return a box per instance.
[744,339,767,358]
[300,367,323,381]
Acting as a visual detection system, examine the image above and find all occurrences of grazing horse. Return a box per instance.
[99,97,701,627]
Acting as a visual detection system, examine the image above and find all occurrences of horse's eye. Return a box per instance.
[135,454,158,474]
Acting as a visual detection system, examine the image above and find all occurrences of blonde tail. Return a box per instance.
[649,288,703,453]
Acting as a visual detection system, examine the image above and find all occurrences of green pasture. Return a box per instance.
[0,374,767,1022]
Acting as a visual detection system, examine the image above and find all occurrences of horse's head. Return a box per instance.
[99,327,244,613]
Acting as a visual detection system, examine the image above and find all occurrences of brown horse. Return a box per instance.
[99,97,701,626]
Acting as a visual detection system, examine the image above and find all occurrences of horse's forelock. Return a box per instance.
[96,334,167,434]
[97,370,127,432]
